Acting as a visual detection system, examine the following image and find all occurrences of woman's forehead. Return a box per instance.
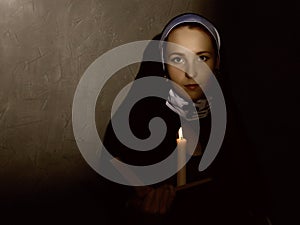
[166,27,215,54]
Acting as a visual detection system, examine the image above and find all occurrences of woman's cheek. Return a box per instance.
[167,65,185,82]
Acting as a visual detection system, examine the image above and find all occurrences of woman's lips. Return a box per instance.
[184,84,199,90]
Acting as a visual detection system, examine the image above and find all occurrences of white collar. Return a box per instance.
[166,89,210,121]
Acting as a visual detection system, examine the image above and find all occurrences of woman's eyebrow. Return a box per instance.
[195,51,213,55]
[168,52,185,56]
[168,50,212,56]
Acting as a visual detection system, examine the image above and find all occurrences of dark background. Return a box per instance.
[219,1,299,224]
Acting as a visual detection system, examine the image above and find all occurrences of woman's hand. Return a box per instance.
[129,184,176,215]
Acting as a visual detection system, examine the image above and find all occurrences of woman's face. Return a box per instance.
[165,26,218,101]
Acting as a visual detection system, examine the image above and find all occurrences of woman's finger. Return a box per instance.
[165,185,176,211]
[142,189,156,214]
[158,185,170,214]
[151,187,163,214]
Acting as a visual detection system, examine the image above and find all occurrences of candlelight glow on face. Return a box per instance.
[166,26,218,102]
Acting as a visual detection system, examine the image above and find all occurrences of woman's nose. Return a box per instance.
[185,62,198,79]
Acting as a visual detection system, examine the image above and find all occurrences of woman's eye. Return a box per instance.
[171,57,184,64]
[198,55,208,61]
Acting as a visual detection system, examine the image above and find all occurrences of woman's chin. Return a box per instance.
[187,91,204,102]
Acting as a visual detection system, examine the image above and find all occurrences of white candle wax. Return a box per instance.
[177,127,187,186]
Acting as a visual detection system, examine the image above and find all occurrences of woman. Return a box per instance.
[103,13,268,225]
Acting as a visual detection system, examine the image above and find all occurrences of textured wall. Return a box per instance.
[0,0,220,207]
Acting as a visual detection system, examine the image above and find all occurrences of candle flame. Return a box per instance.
[178,127,183,139]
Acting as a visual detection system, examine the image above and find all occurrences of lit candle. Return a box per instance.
[177,127,187,186]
